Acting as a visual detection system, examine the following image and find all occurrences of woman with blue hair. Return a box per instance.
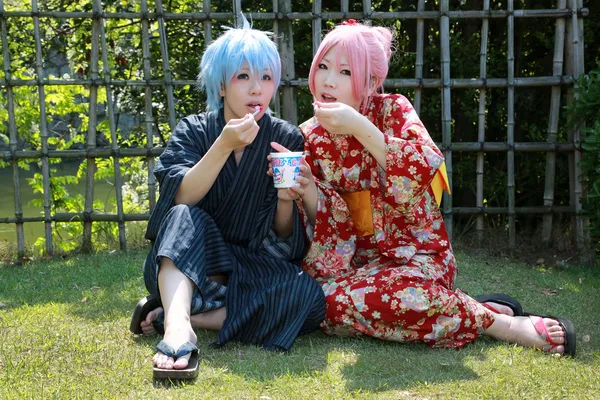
[130,18,325,380]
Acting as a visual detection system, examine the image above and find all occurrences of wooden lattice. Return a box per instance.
[0,0,588,258]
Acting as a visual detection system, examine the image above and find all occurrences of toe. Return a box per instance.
[141,324,156,335]
[154,353,167,368]
[173,353,191,370]
[145,308,163,324]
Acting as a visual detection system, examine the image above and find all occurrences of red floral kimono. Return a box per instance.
[299,93,495,348]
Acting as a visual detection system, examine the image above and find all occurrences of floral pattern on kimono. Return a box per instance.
[298,93,494,349]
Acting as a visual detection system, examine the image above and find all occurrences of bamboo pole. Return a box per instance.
[541,0,566,245]
[341,0,348,17]
[140,0,156,213]
[203,0,212,48]
[272,0,281,117]
[452,206,575,215]
[311,0,321,57]
[97,0,126,250]
[413,0,425,115]
[569,0,584,249]
[155,0,176,132]
[0,204,577,226]
[439,0,452,238]
[0,9,588,21]
[0,75,578,89]
[81,0,101,253]
[277,0,297,125]
[577,0,589,250]
[362,0,372,26]
[0,140,579,162]
[476,0,490,242]
[506,0,516,248]
[32,0,53,254]
[0,0,25,260]
[233,0,241,27]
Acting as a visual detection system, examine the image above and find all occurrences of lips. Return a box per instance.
[247,102,262,109]
[320,93,336,102]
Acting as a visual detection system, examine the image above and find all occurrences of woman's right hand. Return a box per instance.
[217,114,259,153]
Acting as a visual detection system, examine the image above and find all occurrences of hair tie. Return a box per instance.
[342,19,357,25]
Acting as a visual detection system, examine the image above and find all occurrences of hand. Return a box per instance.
[267,142,315,201]
[217,113,259,153]
[313,101,366,136]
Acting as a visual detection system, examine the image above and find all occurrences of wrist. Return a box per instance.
[214,136,234,156]
[352,114,371,139]
[301,181,318,202]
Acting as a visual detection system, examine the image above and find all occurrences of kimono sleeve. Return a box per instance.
[298,121,357,279]
[145,116,206,240]
[378,95,445,213]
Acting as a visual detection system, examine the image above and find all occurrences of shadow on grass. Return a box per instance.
[0,249,149,322]
[166,331,483,393]
[2,249,599,394]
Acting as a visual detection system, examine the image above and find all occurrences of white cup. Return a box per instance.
[270,152,303,188]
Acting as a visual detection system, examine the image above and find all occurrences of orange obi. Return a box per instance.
[340,190,374,237]
[431,162,451,206]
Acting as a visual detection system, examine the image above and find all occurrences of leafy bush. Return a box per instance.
[568,61,600,261]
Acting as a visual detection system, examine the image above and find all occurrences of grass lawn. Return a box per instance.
[1,249,599,399]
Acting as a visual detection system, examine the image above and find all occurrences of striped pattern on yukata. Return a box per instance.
[143,110,325,351]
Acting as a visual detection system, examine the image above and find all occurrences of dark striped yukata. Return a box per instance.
[143,109,325,351]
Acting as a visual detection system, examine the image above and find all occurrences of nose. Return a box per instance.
[324,71,335,88]
[250,77,262,95]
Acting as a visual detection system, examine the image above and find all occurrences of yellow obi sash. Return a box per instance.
[339,162,450,237]
[340,190,374,237]
[431,162,451,206]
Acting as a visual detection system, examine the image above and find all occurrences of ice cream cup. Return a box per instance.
[270,152,303,189]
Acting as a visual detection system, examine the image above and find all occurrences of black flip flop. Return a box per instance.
[130,294,162,334]
[473,293,524,316]
[153,340,199,380]
[526,313,576,357]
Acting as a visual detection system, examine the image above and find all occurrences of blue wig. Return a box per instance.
[198,16,281,111]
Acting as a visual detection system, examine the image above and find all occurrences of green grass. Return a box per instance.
[1,250,599,399]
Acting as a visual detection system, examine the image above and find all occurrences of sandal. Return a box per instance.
[153,340,199,380]
[528,314,576,357]
[129,294,164,335]
[473,293,523,316]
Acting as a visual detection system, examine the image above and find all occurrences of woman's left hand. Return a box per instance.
[314,101,365,136]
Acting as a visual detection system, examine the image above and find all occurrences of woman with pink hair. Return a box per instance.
[273,20,575,355]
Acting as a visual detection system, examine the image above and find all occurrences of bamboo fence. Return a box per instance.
[0,0,589,258]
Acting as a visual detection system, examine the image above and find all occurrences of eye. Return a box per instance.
[318,63,327,70]
[341,69,351,76]
[262,74,272,81]
[237,73,249,80]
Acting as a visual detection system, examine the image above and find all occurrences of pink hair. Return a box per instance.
[308,22,393,114]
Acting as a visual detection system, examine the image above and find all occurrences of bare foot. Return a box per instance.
[486,314,566,354]
[140,307,163,335]
[153,318,197,370]
[483,302,514,316]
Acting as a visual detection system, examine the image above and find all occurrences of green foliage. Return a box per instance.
[567,62,600,260]
[0,0,599,254]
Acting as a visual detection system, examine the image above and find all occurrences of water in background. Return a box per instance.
[0,162,116,246]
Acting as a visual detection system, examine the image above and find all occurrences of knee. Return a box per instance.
[168,203,196,218]
[164,204,209,227]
